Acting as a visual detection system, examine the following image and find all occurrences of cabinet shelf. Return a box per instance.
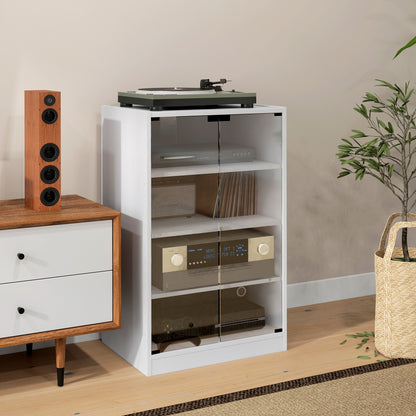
[152,214,279,239]
[151,276,281,299]
[151,160,280,178]
[151,325,280,355]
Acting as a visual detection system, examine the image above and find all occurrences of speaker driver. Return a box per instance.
[40,143,60,162]
[40,187,60,206]
[41,108,58,124]
[40,165,60,184]
[44,94,56,106]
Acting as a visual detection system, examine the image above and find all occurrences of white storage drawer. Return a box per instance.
[0,220,112,284]
[0,271,113,339]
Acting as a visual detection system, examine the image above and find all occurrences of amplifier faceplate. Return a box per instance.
[153,229,276,291]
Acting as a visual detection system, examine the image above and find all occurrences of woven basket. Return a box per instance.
[375,212,416,358]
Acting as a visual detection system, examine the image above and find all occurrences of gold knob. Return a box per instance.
[171,253,184,267]
[257,243,270,256]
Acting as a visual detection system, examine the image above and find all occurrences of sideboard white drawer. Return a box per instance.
[0,220,112,284]
[0,271,112,339]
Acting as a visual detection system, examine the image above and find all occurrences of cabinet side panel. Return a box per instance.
[101,107,152,375]
[281,109,287,347]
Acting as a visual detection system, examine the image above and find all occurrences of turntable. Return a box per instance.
[118,78,256,110]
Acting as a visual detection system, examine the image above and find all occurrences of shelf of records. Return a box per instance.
[151,170,282,238]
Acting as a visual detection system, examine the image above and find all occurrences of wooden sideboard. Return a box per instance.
[0,194,120,386]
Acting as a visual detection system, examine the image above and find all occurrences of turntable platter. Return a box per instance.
[137,87,216,96]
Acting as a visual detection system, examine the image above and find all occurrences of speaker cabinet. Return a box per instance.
[25,90,61,211]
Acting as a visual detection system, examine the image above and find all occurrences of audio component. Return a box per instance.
[152,288,265,350]
[25,90,61,211]
[152,229,275,291]
[152,143,255,168]
[118,78,256,110]
[152,181,195,219]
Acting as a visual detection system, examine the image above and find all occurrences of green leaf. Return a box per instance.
[341,138,353,146]
[337,171,350,178]
[376,79,396,90]
[389,165,394,177]
[353,104,369,119]
[350,129,367,138]
[375,350,378,357]
[363,138,378,147]
[377,119,387,130]
[366,159,380,170]
[387,122,394,133]
[340,340,347,345]
[377,143,387,158]
[365,92,378,102]
[357,355,371,359]
[377,359,387,362]
[394,36,416,59]
[355,168,365,180]
[406,88,414,101]
[346,334,358,338]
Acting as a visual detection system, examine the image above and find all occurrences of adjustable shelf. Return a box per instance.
[152,214,279,239]
[151,160,280,178]
[151,276,281,299]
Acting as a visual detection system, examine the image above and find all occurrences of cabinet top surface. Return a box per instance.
[0,195,119,230]
[102,103,286,118]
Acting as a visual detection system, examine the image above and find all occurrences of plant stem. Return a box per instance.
[402,211,410,261]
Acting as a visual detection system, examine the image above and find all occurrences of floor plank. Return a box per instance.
[0,295,379,416]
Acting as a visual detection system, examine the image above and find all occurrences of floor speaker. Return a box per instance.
[25,90,61,211]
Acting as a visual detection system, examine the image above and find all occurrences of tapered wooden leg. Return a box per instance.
[55,338,66,387]
[26,343,33,356]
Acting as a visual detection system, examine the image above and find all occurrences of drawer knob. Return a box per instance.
[17,253,25,260]
[17,307,25,314]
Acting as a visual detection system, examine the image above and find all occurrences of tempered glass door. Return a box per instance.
[217,113,283,342]
[150,115,221,353]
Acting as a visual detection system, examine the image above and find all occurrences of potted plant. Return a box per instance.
[337,80,416,358]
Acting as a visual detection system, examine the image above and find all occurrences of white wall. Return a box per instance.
[0,0,415,284]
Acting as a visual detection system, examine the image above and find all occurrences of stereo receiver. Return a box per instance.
[152,229,275,291]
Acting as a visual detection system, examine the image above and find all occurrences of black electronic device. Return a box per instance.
[152,288,265,351]
[151,143,255,167]
[118,78,256,110]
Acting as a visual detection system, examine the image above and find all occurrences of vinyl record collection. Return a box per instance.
[213,172,256,218]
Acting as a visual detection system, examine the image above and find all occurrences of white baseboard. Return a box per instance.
[0,333,99,356]
[287,272,376,308]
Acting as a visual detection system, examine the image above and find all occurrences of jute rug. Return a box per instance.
[125,358,416,416]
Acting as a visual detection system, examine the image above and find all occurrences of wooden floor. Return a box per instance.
[0,295,379,416]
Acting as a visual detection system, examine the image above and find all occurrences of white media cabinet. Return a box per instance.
[101,104,287,376]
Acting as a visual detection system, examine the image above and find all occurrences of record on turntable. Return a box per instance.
[118,79,256,110]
